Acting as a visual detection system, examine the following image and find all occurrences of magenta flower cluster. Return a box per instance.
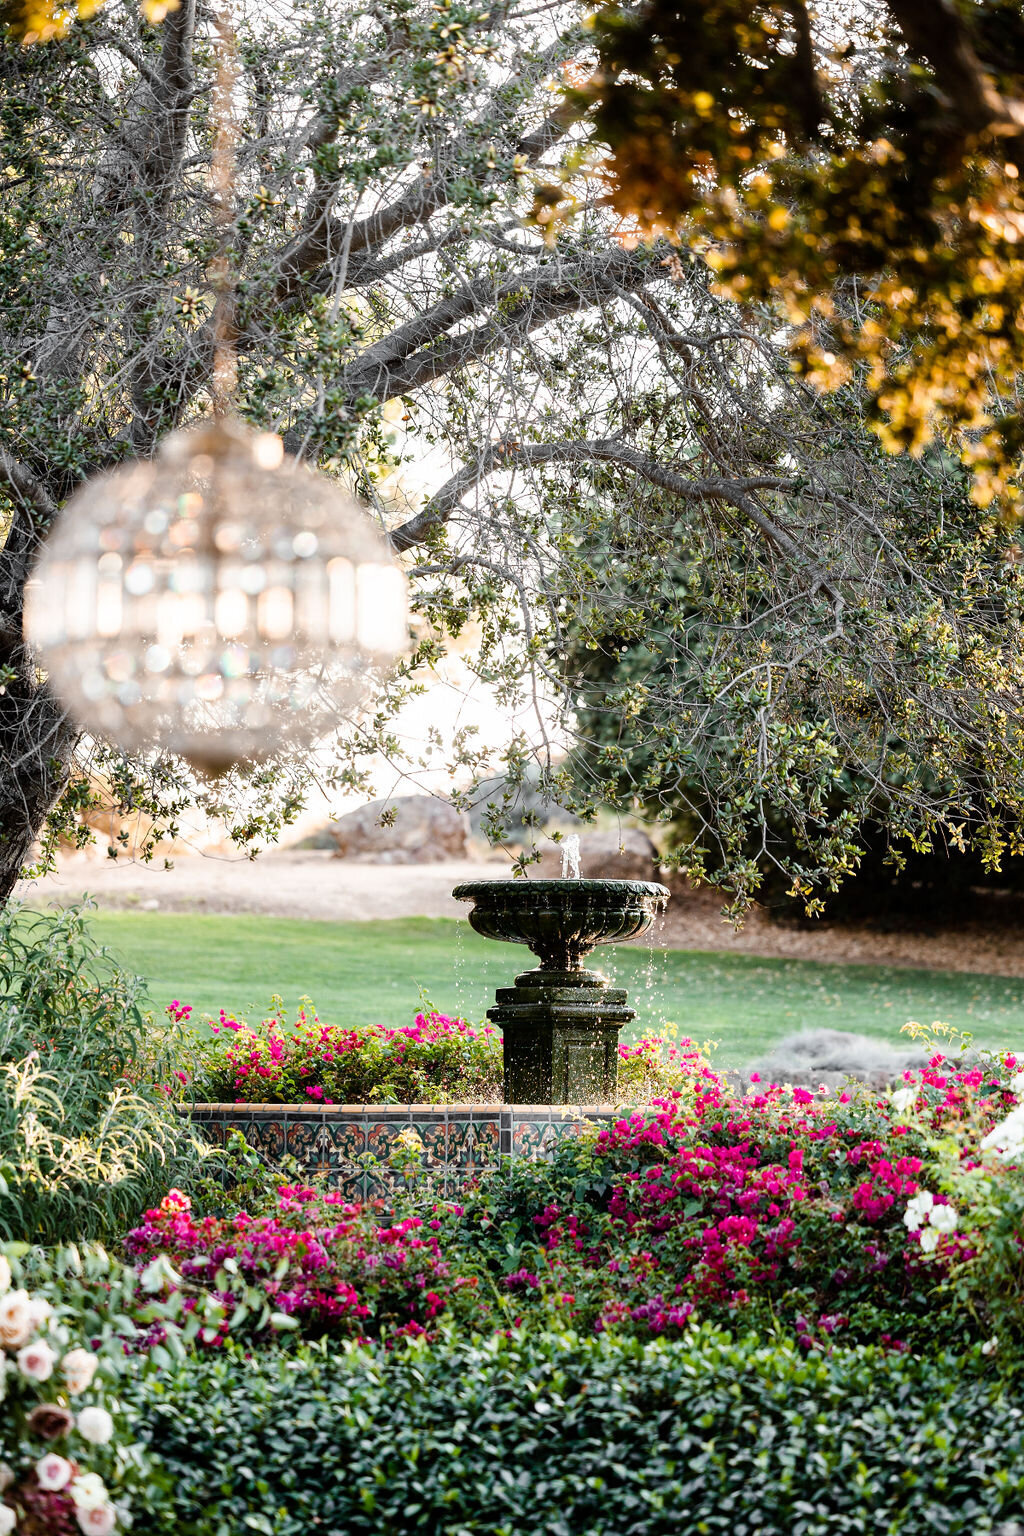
[125,1186,487,1345]
[194,1002,504,1106]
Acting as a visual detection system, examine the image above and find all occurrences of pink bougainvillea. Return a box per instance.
[194,1002,504,1106]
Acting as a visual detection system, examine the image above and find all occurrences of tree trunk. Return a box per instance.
[0,672,76,907]
[0,490,77,907]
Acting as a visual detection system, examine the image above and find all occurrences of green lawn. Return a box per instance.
[79,910,1024,1068]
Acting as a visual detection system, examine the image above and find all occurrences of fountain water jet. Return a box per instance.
[452,870,669,1103]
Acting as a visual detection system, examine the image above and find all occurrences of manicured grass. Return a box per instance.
[79,910,1024,1068]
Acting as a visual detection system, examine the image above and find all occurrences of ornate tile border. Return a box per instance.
[185,1102,627,1197]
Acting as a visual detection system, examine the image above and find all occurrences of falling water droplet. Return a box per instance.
[454,915,465,1016]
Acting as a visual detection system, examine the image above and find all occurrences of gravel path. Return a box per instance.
[20,850,1024,979]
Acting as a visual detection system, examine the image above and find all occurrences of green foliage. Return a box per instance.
[558,395,1024,916]
[129,1328,1024,1535]
[0,905,218,1243]
[571,0,1024,509]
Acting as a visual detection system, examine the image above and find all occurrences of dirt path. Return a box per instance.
[22,850,1024,979]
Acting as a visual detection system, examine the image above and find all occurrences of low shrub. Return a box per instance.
[188,997,707,1106]
[191,1001,504,1105]
[132,1327,1024,1536]
[0,906,217,1245]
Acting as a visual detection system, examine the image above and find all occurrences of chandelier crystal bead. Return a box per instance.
[25,417,408,774]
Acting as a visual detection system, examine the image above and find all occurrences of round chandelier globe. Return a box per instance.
[24,416,409,775]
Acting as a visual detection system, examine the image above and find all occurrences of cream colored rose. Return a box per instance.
[69,1473,108,1513]
[27,1296,53,1330]
[76,1407,114,1446]
[0,1501,15,1535]
[0,1289,33,1350]
[62,1348,99,1395]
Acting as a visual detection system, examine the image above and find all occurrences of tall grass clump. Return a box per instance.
[0,903,213,1244]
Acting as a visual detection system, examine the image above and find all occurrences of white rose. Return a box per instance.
[891,1087,917,1115]
[0,1290,33,1350]
[62,1349,99,1395]
[929,1203,958,1234]
[903,1191,934,1232]
[0,1502,15,1536]
[919,1227,940,1254]
[0,1257,11,1293]
[77,1504,117,1536]
[36,1453,74,1492]
[26,1296,52,1331]
[982,1336,1000,1355]
[16,1337,56,1382]
[69,1473,108,1513]
[1010,1071,1024,1098]
[76,1407,114,1446]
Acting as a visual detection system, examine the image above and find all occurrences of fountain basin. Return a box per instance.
[453,878,669,1103]
[451,878,669,970]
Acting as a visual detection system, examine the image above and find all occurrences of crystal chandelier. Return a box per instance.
[24,418,408,774]
[23,15,408,775]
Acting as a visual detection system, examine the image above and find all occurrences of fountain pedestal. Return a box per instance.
[490,966,634,1103]
[452,878,669,1104]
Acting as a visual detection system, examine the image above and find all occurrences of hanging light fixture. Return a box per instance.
[24,419,408,774]
[23,13,408,776]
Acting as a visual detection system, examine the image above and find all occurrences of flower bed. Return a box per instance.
[11,1024,1024,1536]
[134,1031,1024,1355]
[187,1002,504,1106]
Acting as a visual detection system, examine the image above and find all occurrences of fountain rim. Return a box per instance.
[452,878,670,901]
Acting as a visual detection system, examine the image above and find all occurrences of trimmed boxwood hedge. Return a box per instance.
[133,1327,1024,1536]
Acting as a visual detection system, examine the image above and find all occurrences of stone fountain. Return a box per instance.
[453,845,669,1103]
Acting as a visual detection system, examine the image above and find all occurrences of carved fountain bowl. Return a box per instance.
[452,878,670,972]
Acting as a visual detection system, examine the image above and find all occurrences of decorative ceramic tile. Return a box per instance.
[185,1103,626,1196]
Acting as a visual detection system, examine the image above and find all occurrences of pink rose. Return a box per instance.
[36,1452,74,1491]
[77,1503,117,1535]
[17,1337,56,1382]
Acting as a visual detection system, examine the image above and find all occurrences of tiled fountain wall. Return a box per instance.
[188,1103,621,1199]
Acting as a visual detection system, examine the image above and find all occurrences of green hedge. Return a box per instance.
[133,1328,1024,1536]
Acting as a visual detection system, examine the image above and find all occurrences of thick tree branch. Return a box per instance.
[271,72,576,304]
[341,244,655,403]
[390,437,799,551]
[0,452,58,527]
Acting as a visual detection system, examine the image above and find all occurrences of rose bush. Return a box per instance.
[0,1244,158,1536]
